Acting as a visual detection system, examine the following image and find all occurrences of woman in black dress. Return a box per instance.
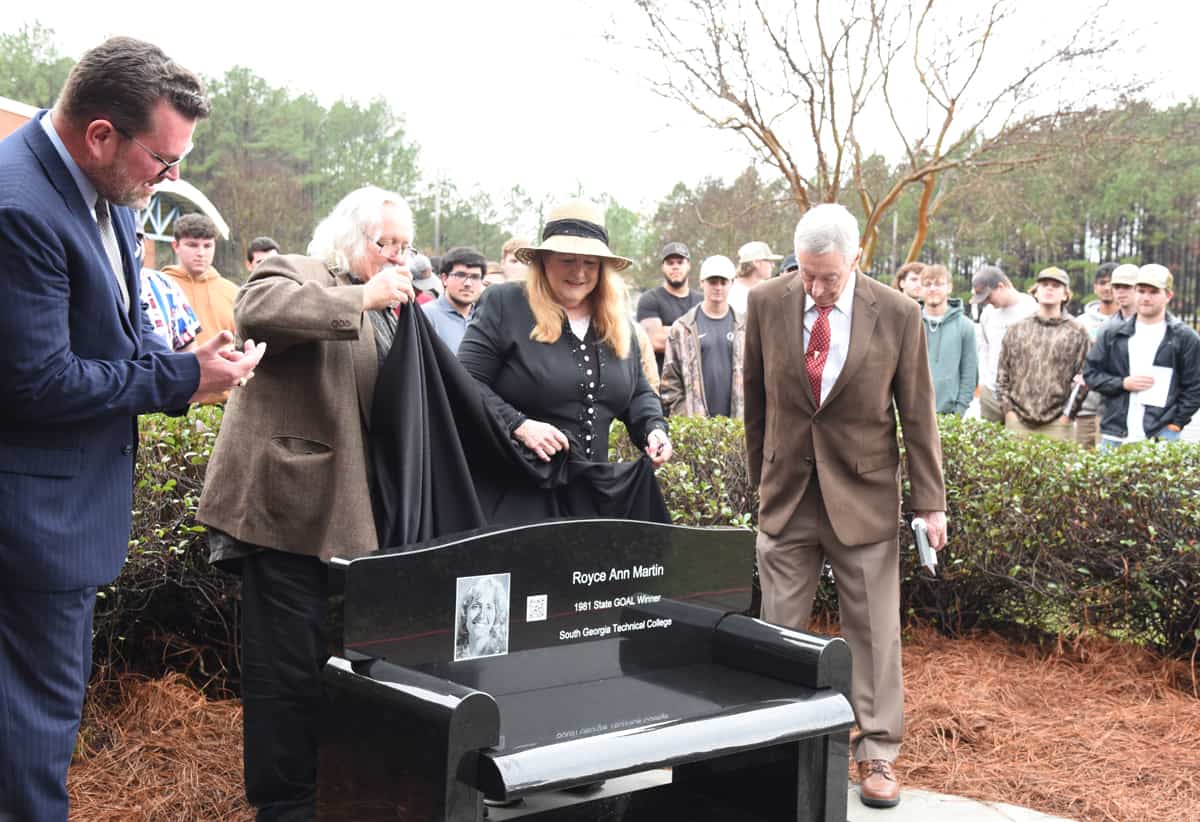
[458,199,672,520]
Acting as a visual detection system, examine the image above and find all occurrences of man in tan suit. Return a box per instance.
[744,204,947,810]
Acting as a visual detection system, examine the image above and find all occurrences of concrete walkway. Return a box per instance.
[847,787,1074,821]
[489,771,1074,821]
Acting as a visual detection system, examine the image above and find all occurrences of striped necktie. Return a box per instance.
[95,198,131,312]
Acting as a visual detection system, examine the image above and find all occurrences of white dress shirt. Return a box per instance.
[802,269,856,402]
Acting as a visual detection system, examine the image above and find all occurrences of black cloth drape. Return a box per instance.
[369,305,668,549]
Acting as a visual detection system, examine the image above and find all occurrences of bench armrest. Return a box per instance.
[323,656,500,751]
[713,615,851,697]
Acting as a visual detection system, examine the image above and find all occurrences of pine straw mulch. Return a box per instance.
[70,626,1200,822]
[70,674,251,822]
[896,625,1199,822]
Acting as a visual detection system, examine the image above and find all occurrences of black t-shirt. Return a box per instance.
[696,309,735,417]
[637,286,702,373]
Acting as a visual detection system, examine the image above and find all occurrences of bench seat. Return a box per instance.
[479,662,854,797]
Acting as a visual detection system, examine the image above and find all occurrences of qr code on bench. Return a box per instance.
[525,594,548,622]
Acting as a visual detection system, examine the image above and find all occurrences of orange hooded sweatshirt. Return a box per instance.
[160,264,240,403]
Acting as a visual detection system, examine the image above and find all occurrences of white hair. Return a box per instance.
[794,203,861,260]
[307,186,414,273]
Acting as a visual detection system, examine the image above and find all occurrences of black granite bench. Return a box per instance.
[317,519,853,822]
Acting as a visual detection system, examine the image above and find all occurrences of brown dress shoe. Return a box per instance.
[858,759,900,808]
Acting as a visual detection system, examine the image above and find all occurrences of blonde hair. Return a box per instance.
[919,264,950,287]
[526,253,631,359]
[501,237,528,260]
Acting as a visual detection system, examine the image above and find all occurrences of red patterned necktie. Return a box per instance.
[806,304,834,405]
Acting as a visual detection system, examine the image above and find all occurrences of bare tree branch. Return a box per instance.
[625,0,1134,267]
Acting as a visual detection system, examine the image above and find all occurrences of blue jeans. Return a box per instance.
[1101,428,1181,449]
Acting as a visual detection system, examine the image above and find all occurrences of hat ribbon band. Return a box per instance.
[542,218,609,246]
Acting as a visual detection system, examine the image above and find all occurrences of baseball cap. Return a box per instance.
[737,241,782,265]
[409,253,442,294]
[699,255,735,281]
[1035,266,1070,287]
[1136,263,1173,291]
[778,254,798,274]
[660,241,690,261]
[1110,264,1140,286]
[409,253,432,277]
[969,265,1008,305]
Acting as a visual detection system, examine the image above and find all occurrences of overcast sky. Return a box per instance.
[3,1,1196,213]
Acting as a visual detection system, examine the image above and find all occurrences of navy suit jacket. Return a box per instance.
[0,115,201,591]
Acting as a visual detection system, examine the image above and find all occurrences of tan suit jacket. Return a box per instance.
[197,254,381,560]
[744,271,945,545]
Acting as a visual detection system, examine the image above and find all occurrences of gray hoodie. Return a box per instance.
[922,298,978,415]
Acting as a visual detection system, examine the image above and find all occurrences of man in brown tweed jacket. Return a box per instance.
[744,204,947,810]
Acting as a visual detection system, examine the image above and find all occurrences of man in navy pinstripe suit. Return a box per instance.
[0,37,263,821]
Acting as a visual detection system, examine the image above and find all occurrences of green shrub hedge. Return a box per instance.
[94,405,240,693]
[925,414,1200,657]
[615,414,1200,658]
[100,410,1199,690]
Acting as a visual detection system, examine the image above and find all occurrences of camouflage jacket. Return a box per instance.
[996,313,1091,426]
[660,304,746,418]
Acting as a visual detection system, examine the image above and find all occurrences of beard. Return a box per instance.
[92,162,156,210]
[448,291,478,310]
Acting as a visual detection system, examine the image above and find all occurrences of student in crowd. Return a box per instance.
[995,267,1091,441]
[483,260,506,288]
[1107,263,1139,323]
[423,246,485,354]
[245,235,280,273]
[1073,262,1121,447]
[500,237,530,282]
[410,253,442,305]
[1084,264,1200,448]
[661,255,745,418]
[971,265,1037,423]
[893,261,925,302]
[161,213,240,403]
[728,240,782,315]
[636,241,701,375]
[919,264,977,415]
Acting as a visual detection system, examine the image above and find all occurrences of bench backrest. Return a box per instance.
[330,519,754,695]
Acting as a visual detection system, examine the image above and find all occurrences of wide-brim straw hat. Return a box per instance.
[514,199,633,271]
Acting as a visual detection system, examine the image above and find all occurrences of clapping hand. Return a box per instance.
[189,331,265,403]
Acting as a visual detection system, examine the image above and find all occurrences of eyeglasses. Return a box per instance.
[448,271,483,282]
[364,232,412,257]
[114,126,191,177]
